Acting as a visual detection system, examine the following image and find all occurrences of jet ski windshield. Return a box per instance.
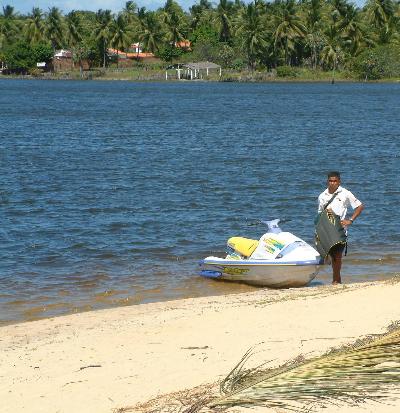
[261,219,282,234]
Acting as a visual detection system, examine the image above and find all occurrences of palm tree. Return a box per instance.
[329,0,351,23]
[138,11,164,54]
[161,0,187,48]
[163,0,183,15]
[338,4,368,56]
[302,0,325,68]
[95,9,113,68]
[320,24,342,81]
[163,10,186,46]
[123,1,138,23]
[216,0,234,43]
[65,11,84,72]
[0,5,19,46]
[137,6,147,22]
[237,2,268,70]
[272,0,306,66]
[66,11,83,46]
[24,7,44,44]
[122,1,140,43]
[189,0,213,31]
[45,7,64,52]
[110,14,131,67]
[365,0,396,43]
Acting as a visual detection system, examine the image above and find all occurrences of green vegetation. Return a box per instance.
[1,0,400,80]
[352,44,400,80]
[3,41,53,74]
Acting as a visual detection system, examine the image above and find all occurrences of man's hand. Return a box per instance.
[341,219,353,227]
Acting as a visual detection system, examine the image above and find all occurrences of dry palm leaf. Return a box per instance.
[210,322,400,411]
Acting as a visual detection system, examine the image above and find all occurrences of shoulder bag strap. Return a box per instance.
[323,192,339,210]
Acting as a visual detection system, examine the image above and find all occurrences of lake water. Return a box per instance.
[1,79,399,325]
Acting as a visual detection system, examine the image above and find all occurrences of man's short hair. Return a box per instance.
[327,171,341,179]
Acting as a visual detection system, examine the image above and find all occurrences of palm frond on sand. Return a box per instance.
[117,383,218,413]
[210,321,400,411]
[122,321,400,413]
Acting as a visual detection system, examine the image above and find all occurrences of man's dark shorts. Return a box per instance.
[329,243,346,256]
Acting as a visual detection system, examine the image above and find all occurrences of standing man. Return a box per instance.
[317,171,364,284]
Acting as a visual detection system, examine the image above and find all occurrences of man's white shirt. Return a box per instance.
[318,186,362,220]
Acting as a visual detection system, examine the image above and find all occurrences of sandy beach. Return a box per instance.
[1,279,400,413]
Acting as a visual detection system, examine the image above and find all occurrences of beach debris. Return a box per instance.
[78,364,102,371]
[181,346,209,350]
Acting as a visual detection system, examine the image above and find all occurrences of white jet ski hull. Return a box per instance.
[200,257,320,288]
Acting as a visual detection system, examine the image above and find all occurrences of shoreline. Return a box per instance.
[1,73,400,83]
[1,278,400,413]
[1,268,397,327]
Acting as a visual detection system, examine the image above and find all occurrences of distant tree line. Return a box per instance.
[0,0,400,78]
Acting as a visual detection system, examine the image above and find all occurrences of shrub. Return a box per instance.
[230,58,246,71]
[217,43,235,68]
[3,41,53,74]
[156,45,184,62]
[276,65,299,78]
[351,45,400,80]
[28,67,43,77]
[32,42,53,64]
[3,41,34,74]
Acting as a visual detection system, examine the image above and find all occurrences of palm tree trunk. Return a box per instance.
[285,40,289,66]
[313,43,316,69]
[103,39,106,68]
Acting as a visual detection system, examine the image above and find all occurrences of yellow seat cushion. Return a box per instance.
[227,237,259,258]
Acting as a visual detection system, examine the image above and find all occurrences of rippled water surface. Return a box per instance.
[1,79,399,324]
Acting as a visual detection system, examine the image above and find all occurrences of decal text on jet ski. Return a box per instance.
[222,267,250,275]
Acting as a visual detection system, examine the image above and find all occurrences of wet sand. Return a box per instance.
[1,279,400,413]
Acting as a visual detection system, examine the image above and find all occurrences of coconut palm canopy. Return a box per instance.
[1,0,400,75]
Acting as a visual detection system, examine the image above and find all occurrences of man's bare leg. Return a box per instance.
[330,246,344,284]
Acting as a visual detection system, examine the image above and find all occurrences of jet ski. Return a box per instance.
[200,219,322,288]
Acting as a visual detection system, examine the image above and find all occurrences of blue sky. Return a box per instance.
[3,0,366,15]
[5,0,173,14]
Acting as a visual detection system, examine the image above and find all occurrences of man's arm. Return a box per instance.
[341,204,364,226]
[317,195,324,213]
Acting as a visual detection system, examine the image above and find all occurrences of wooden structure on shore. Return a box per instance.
[166,61,221,80]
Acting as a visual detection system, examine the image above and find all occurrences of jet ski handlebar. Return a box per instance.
[246,218,291,233]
